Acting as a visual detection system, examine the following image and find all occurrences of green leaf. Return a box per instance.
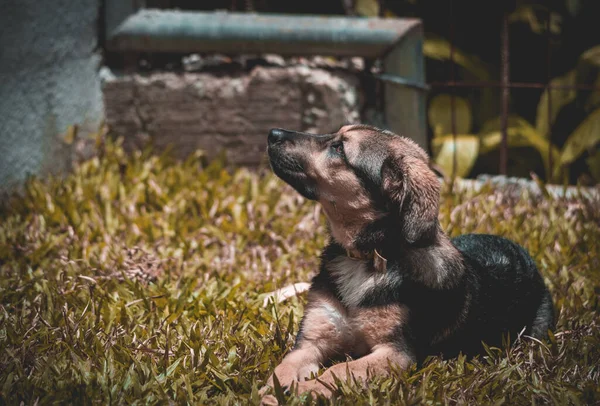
[354,0,379,16]
[272,372,286,404]
[536,45,600,139]
[424,35,491,80]
[560,107,600,166]
[535,70,578,138]
[580,46,600,112]
[585,149,600,181]
[585,75,600,113]
[508,5,562,35]
[480,116,562,181]
[581,45,600,67]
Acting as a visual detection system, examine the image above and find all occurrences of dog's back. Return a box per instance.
[432,234,555,358]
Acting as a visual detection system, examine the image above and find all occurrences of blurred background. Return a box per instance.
[2,0,599,193]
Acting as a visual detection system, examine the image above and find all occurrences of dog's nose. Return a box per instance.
[268,128,292,145]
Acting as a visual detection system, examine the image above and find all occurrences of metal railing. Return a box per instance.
[436,3,600,180]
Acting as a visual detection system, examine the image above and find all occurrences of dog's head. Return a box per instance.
[267,124,440,249]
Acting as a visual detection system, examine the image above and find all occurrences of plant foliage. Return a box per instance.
[354,0,600,184]
[1,138,599,404]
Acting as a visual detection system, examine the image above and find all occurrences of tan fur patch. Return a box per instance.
[352,305,408,349]
[275,124,388,249]
[338,127,371,163]
[388,136,430,162]
[299,291,355,358]
[382,137,443,244]
[312,142,380,248]
[293,344,414,397]
[408,234,464,288]
[327,255,388,308]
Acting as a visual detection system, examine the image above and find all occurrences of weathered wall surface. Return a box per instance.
[102,66,362,166]
[0,0,104,192]
[0,0,364,191]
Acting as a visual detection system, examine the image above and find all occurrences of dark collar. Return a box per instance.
[345,248,388,273]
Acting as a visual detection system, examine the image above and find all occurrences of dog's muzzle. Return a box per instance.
[267,128,318,200]
[268,128,295,146]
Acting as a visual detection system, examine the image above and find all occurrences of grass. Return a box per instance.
[1,136,599,405]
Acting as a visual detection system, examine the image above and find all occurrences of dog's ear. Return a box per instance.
[381,154,440,243]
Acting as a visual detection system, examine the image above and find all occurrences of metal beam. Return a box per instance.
[106,9,428,149]
[107,10,420,57]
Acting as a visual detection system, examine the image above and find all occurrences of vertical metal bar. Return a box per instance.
[546,8,553,181]
[449,0,457,180]
[378,0,386,17]
[500,12,510,176]
[105,0,138,42]
[383,29,428,150]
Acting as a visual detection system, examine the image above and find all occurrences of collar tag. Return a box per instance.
[373,249,387,273]
[345,249,387,273]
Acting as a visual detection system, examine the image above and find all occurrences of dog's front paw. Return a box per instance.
[260,357,320,403]
[258,379,289,405]
[259,381,328,405]
[259,394,279,406]
[258,370,295,404]
[264,360,318,391]
[262,367,295,393]
[295,379,335,399]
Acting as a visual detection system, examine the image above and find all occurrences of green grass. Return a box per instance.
[1,137,599,405]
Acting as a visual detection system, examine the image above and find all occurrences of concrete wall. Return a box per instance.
[102,65,362,166]
[0,0,364,191]
[0,0,104,192]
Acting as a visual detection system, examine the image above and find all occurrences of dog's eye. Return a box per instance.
[330,141,345,156]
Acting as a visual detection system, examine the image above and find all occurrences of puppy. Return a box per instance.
[260,124,554,402]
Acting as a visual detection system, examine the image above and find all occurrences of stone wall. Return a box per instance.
[102,65,362,166]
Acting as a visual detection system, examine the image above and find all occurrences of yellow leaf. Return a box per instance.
[535,70,578,138]
[479,116,562,181]
[560,108,600,165]
[585,149,600,182]
[479,131,502,154]
[480,122,539,154]
[580,45,600,112]
[428,94,473,137]
[62,125,78,145]
[481,115,532,135]
[424,35,491,80]
[355,0,379,16]
[509,5,562,35]
[536,45,600,139]
[432,135,479,178]
[581,45,600,67]
[585,74,600,112]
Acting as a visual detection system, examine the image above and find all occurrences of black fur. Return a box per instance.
[296,234,555,364]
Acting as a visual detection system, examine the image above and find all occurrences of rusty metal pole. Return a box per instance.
[449,0,457,180]
[546,8,554,181]
[429,81,600,90]
[500,13,510,176]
